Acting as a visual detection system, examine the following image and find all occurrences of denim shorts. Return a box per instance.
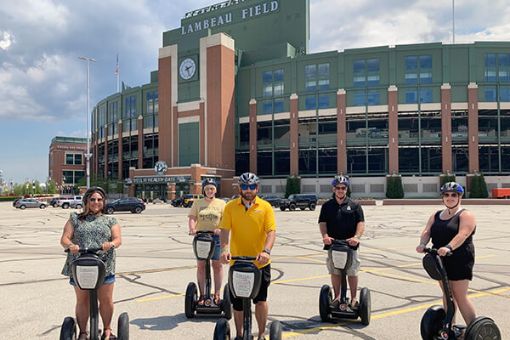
[69,274,116,286]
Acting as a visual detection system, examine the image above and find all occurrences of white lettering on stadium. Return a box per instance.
[181,1,279,35]
[184,0,247,19]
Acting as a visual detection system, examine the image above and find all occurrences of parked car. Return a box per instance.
[182,194,204,208]
[50,196,69,207]
[15,198,47,209]
[12,197,23,207]
[260,195,282,207]
[105,197,146,214]
[57,196,83,209]
[171,196,185,207]
[279,194,318,211]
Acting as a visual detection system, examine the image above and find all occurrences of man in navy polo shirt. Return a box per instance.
[318,175,365,309]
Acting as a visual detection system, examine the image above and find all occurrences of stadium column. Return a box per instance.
[441,83,453,173]
[336,89,347,174]
[137,114,144,169]
[117,120,123,179]
[388,85,399,174]
[158,44,178,168]
[249,98,257,173]
[104,125,109,179]
[467,82,479,173]
[202,33,236,169]
[290,93,299,176]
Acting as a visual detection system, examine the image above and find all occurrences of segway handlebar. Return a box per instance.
[64,247,104,254]
[231,256,257,262]
[423,247,453,256]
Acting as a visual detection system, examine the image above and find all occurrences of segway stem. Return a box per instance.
[89,289,99,340]
[242,298,252,340]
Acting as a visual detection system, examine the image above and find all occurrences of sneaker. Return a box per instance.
[329,299,340,309]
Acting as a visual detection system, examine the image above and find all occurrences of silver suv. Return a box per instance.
[57,196,83,209]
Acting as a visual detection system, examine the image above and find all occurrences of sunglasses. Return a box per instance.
[240,184,257,191]
[442,193,459,198]
[89,198,104,202]
[335,186,348,191]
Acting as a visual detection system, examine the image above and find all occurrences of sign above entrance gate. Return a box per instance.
[133,176,191,184]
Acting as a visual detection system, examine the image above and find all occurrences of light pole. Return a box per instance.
[79,56,96,189]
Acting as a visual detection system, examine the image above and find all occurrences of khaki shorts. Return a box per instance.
[326,248,360,276]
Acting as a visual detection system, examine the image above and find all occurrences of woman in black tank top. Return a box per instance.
[416,182,477,326]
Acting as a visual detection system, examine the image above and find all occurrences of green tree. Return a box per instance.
[285,176,301,198]
[386,174,404,199]
[469,173,489,198]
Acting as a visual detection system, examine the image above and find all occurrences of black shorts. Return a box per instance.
[443,245,475,281]
[231,264,271,311]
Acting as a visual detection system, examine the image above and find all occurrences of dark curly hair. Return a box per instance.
[78,187,107,219]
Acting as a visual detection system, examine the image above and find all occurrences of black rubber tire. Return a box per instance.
[222,284,232,320]
[117,312,129,340]
[213,318,231,340]
[280,206,286,211]
[289,203,296,211]
[40,204,47,209]
[134,206,142,214]
[62,203,69,209]
[359,287,371,325]
[465,316,501,340]
[59,316,76,340]
[309,203,316,211]
[107,207,115,214]
[420,305,445,340]
[75,204,82,209]
[184,282,197,318]
[319,284,332,322]
[269,320,282,340]
[19,205,26,209]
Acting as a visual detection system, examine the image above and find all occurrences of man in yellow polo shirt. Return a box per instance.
[220,172,276,340]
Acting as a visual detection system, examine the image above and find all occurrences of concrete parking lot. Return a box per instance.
[0,201,509,339]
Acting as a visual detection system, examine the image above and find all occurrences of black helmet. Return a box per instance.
[202,178,217,188]
[331,175,350,188]
[440,182,464,195]
[239,172,259,185]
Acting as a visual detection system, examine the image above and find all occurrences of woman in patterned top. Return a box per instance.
[60,187,122,340]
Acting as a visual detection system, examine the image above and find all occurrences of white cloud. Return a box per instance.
[0,31,14,50]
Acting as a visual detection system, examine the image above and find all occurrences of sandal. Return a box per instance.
[213,292,221,305]
[197,295,206,306]
[78,331,89,340]
[329,299,340,309]
[101,328,117,340]
[349,300,359,309]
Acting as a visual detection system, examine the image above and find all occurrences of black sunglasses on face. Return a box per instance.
[443,193,458,198]
[240,184,257,190]
[335,186,347,191]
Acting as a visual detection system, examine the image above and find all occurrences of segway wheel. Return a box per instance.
[117,312,129,340]
[359,287,371,326]
[269,320,282,340]
[420,305,445,340]
[184,282,198,318]
[59,316,76,340]
[319,285,332,322]
[222,283,232,320]
[464,316,501,340]
[213,318,231,340]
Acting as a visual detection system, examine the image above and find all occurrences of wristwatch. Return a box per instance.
[110,242,116,249]
[445,244,453,252]
[263,248,271,255]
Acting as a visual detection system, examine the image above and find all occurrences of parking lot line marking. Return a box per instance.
[136,293,185,303]
[281,286,510,338]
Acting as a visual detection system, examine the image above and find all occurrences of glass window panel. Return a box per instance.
[318,63,330,77]
[353,60,365,74]
[367,75,380,86]
[347,148,366,174]
[257,121,272,146]
[419,55,432,69]
[235,152,249,176]
[318,148,336,173]
[405,56,418,70]
[274,119,290,148]
[262,101,272,114]
[305,96,317,110]
[273,82,284,96]
[74,154,82,165]
[421,147,442,173]
[501,147,510,172]
[274,151,290,175]
[405,90,417,103]
[353,91,366,106]
[420,72,432,83]
[262,71,272,83]
[353,76,366,87]
[500,86,510,101]
[318,95,330,109]
[453,147,469,174]
[239,123,249,148]
[419,88,433,103]
[318,79,330,90]
[367,59,379,72]
[485,70,497,82]
[306,80,317,91]
[273,99,284,113]
[318,118,337,147]
[479,146,500,173]
[273,69,284,82]
[257,151,272,176]
[405,73,418,84]
[485,54,496,67]
[299,149,316,175]
[484,87,497,101]
[305,64,316,79]
[298,118,317,147]
[263,84,272,97]
[367,148,386,173]
[367,91,380,105]
[399,147,419,173]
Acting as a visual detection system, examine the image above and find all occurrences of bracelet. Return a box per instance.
[263,248,271,255]
[110,242,115,249]
[445,244,453,252]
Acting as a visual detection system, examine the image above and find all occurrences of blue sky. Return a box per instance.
[1,0,510,184]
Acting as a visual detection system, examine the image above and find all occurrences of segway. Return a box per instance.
[213,256,282,340]
[60,248,129,340]
[319,239,371,325]
[420,247,501,339]
[185,231,232,319]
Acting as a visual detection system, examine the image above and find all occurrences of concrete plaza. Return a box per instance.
[0,201,508,339]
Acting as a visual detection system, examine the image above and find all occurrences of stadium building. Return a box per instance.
[91,0,510,200]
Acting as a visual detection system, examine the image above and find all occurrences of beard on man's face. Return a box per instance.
[240,190,256,201]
